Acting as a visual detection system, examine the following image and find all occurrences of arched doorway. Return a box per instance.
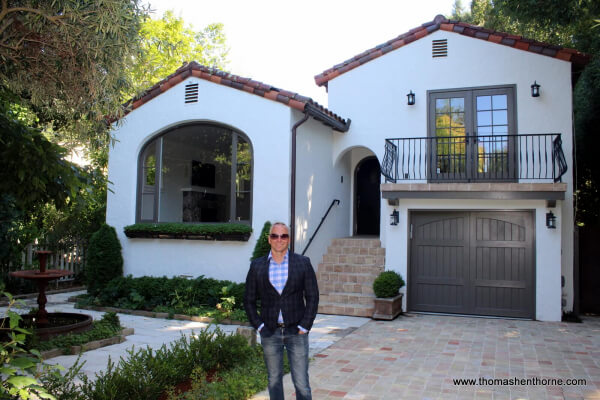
[354,156,380,235]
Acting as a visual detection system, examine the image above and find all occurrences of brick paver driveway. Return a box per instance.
[254,313,600,400]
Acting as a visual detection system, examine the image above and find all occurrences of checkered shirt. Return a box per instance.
[268,251,288,323]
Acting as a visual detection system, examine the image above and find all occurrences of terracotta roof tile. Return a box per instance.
[121,62,350,131]
[314,15,591,87]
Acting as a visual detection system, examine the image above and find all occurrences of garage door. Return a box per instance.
[409,211,534,318]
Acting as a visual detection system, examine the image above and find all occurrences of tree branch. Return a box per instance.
[0,6,67,25]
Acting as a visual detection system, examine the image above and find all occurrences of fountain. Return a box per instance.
[8,250,92,340]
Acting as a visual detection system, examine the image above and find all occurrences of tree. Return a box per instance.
[0,0,149,147]
[128,10,228,97]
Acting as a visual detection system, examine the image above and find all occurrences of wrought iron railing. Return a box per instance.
[301,199,340,256]
[381,134,567,183]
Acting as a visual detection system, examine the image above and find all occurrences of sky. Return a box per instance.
[144,0,457,105]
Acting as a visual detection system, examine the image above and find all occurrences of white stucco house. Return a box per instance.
[107,15,589,321]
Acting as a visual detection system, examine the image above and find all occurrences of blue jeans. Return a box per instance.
[260,327,311,400]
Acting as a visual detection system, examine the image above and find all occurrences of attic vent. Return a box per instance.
[184,83,199,103]
[432,39,448,57]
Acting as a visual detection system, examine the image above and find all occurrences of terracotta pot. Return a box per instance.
[372,293,403,320]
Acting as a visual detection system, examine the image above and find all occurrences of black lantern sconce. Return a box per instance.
[546,211,556,229]
[390,209,399,226]
[407,90,415,106]
[531,81,540,97]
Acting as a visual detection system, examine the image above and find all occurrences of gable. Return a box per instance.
[122,62,350,132]
[315,15,590,88]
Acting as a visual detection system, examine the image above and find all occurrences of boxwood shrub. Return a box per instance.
[372,270,405,298]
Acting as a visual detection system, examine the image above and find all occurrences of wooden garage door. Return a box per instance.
[409,211,534,318]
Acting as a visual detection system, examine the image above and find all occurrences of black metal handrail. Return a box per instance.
[301,199,340,256]
[381,133,567,183]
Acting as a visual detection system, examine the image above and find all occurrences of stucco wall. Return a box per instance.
[293,114,349,266]
[107,77,294,282]
[381,199,561,321]
[326,30,574,320]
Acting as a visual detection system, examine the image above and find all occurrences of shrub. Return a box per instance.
[123,223,252,239]
[77,327,257,400]
[372,270,405,298]
[86,224,123,295]
[250,221,271,260]
[82,275,246,319]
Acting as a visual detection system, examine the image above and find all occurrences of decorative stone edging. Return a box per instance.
[40,328,134,360]
[74,304,250,327]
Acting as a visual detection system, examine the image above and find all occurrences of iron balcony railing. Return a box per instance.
[381,133,567,183]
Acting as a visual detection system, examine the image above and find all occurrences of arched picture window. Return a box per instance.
[137,123,253,224]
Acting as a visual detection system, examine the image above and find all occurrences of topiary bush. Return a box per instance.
[250,221,271,260]
[86,224,123,296]
[372,270,405,298]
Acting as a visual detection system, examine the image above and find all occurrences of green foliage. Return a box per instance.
[76,327,256,400]
[251,221,272,260]
[574,57,600,224]
[128,10,229,97]
[123,222,252,237]
[0,0,150,145]
[33,313,122,353]
[86,224,123,296]
[170,346,283,400]
[373,271,405,298]
[0,108,83,213]
[0,292,57,399]
[80,275,247,320]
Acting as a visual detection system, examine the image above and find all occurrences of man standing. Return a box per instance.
[244,222,319,400]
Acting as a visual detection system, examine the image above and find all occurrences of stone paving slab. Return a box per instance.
[0,291,369,383]
[252,313,600,400]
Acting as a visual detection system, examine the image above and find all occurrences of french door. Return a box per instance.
[428,87,516,182]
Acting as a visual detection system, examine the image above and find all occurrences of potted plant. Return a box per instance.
[372,270,405,320]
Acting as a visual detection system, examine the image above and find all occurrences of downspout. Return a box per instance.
[290,112,310,254]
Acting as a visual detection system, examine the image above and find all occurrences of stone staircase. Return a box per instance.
[317,238,385,317]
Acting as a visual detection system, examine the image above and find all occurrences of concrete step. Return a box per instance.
[318,263,384,275]
[321,292,375,306]
[318,301,374,318]
[317,271,378,285]
[320,254,385,265]
[318,281,375,295]
[330,238,381,248]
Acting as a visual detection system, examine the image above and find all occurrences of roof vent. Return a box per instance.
[184,83,199,103]
[432,39,448,58]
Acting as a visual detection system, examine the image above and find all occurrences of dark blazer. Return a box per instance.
[244,252,319,335]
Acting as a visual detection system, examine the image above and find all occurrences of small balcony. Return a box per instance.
[381,133,567,183]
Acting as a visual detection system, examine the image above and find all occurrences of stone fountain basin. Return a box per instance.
[10,269,73,280]
[1,313,93,341]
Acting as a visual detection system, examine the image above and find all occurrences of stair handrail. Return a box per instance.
[301,199,340,256]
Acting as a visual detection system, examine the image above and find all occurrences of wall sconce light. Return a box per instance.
[546,211,556,229]
[531,81,540,97]
[407,90,415,106]
[390,209,399,226]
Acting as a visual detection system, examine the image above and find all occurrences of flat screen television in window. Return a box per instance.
[191,160,216,188]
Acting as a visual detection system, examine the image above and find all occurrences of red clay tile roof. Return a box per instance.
[314,15,591,87]
[124,62,350,131]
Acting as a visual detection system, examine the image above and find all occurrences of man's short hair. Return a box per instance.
[269,222,290,234]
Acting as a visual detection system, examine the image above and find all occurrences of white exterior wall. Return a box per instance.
[327,30,575,320]
[107,77,294,282]
[294,114,349,266]
[381,199,562,322]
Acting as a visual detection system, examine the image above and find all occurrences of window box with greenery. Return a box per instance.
[372,270,405,320]
[123,222,252,241]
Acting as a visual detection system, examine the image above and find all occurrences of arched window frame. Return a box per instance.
[136,122,253,224]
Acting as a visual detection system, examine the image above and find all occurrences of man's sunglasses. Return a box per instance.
[269,233,290,240]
